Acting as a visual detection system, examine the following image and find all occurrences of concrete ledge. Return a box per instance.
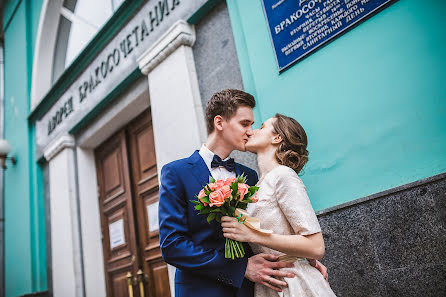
[316,172,446,216]
[20,291,50,297]
[43,134,75,162]
[138,20,195,75]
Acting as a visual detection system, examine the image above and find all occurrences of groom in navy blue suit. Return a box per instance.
[159,89,327,296]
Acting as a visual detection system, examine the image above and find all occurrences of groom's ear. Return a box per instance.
[214,115,224,131]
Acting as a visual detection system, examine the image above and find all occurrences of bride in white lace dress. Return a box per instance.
[222,114,336,297]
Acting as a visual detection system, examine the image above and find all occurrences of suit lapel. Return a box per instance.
[188,151,213,188]
[235,163,242,176]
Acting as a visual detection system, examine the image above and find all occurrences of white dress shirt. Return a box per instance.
[198,144,236,181]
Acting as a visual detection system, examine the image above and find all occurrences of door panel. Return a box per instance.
[96,131,139,297]
[96,109,170,297]
[128,110,170,297]
[111,273,129,297]
[151,260,171,297]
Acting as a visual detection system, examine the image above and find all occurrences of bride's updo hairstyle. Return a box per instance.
[272,114,309,175]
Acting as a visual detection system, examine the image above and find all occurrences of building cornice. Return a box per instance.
[138,20,195,75]
[28,0,145,124]
[43,134,75,161]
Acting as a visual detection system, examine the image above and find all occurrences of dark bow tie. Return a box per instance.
[211,155,235,172]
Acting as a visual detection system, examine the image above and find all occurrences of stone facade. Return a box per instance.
[318,173,446,297]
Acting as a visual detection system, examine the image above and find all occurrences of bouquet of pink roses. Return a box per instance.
[191,174,259,259]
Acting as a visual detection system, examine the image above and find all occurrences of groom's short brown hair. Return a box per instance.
[205,89,256,134]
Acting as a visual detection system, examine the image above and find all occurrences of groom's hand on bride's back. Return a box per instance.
[245,253,295,292]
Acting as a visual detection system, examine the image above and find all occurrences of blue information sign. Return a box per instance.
[261,0,395,71]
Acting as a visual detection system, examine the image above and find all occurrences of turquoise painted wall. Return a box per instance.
[227,0,446,211]
[3,0,21,27]
[3,0,45,296]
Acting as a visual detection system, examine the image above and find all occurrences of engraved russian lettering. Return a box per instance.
[126,34,133,55]
[171,0,180,10]
[39,0,186,140]
[159,0,170,21]
[132,26,140,47]
[119,39,127,58]
[107,53,114,73]
[95,66,102,86]
[47,97,74,135]
[140,19,149,41]
[149,10,158,31]
[101,60,109,78]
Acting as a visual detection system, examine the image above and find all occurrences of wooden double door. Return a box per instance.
[95,110,170,297]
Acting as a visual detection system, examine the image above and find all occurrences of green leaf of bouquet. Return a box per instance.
[237,202,248,210]
[201,197,210,204]
[209,176,216,183]
[231,182,238,194]
[194,204,205,210]
[210,208,222,213]
[199,208,212,214]
[221,204,230,216]
[237,173,247,183]
[248,186,259,195]
[215,214,222,223]
[190,200,201,205]
[207,212,217,223]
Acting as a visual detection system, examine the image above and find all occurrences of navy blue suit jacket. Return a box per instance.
[159,151,258,297]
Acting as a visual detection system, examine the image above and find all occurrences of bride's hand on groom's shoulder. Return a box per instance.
[245,253,296,292]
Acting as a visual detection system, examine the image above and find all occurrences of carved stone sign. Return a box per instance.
[36,0,207,149]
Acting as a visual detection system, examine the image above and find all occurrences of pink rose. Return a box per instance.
[251,192,259,203]
[198,189,208,206]
[214,179,225,189]
[237,183,250,201]
[207,183,217,191]
[209,190,225,207]
[198,189,206,198]
[224,177,236,186]
[220,185,232,200]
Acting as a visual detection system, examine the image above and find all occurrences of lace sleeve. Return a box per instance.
[274,167,321,236]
